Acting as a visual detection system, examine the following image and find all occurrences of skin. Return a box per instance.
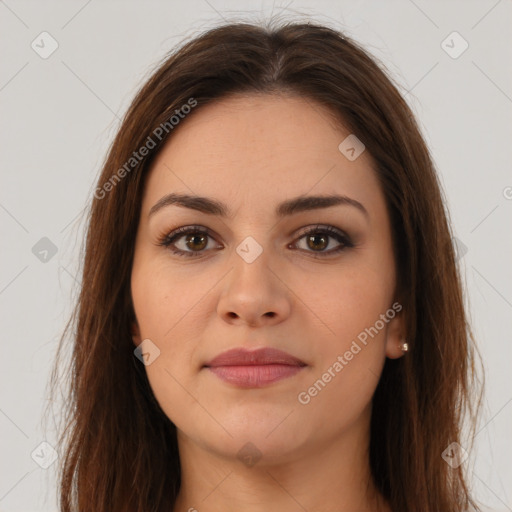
[131,93,405,512]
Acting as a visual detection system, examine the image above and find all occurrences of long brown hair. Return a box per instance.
[48,18,483,512]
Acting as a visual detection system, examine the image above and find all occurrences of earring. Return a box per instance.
[399,340,409,353]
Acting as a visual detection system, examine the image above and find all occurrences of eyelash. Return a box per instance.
[156,224,354,259]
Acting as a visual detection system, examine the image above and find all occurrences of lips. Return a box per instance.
[205,347,306,367]
[204,347,306,388]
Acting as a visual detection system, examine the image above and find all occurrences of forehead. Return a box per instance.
[142,93,384,221]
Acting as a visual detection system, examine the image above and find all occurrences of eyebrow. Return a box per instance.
[148,192,369,220]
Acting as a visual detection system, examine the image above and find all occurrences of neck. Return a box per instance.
[172,410,390,512]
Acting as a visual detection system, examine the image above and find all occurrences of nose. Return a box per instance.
[217,244,292,328]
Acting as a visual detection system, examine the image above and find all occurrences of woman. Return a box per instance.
[50,19,483,512]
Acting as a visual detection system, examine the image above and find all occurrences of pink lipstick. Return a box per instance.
[204,347,306,388]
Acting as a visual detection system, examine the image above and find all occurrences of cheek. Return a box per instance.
[297,278,390,425]
[131,265,202,420]
[298,264,392,406]
[131,259,201,342]
[304,264,394,347]
[131,267,202,427]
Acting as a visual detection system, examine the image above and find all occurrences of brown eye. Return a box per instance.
[159,224,353,259]
[306,233,328,251]
[158,226,220,258]
[292,225,354,257]
[185,233,208,251]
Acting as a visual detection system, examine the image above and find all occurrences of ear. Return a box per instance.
[131,320,142,347]
[384,302,407,360]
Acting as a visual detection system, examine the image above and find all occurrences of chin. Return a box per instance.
[206,431,305,467]
[188,409,311,464]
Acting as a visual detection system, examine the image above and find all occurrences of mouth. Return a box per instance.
[203,347,307,388]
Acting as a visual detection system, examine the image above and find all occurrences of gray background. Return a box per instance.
[1,1,511,510]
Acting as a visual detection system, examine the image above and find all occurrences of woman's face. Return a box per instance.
[131,93,405,464]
